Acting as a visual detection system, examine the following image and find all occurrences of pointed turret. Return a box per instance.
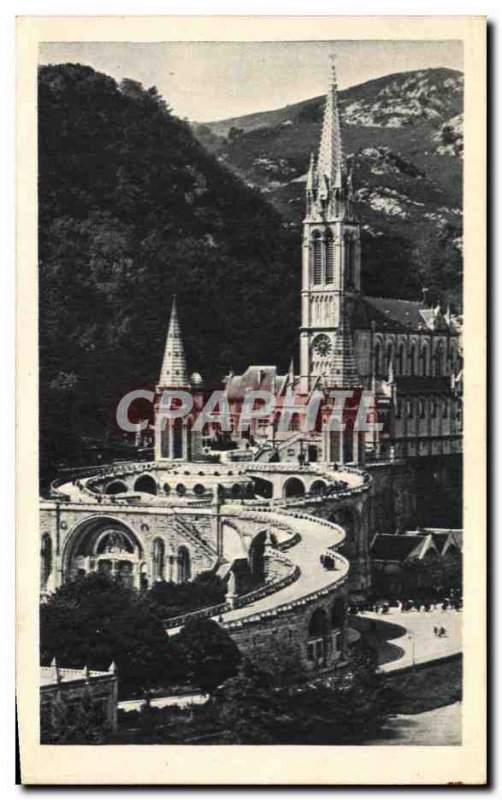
[306,153,316,194]
[288,356,294,376]
[50,656,61,683]
[317,56,344,190]
[158,296,189,388]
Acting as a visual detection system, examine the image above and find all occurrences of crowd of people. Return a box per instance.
[349,595,463,616]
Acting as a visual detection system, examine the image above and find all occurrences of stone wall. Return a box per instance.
[366,453,462,533]
[223,589,348,674]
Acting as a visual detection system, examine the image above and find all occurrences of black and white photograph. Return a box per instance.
[15,14,487,786]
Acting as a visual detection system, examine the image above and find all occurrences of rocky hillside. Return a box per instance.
[194,68,463,305]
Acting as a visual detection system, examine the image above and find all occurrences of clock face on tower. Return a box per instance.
[312,334,332,357]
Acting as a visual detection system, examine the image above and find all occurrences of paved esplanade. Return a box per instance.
[361,608,462,672]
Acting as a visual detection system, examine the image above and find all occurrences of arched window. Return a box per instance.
[152,538,165,582]
[325,231,334,284]
[344,235,354,288]
[374,342,382,376]
[177,546,191,583]
[134,474,157,495]
[433,343,444,377]
[41,533,52,589]
[312,232,322,285]
[386,344,393,374]
[409,344,416,376]
[419,398,425,418]
[420,345,428,377]
[397,344,405,375]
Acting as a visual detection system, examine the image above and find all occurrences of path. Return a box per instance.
[365,701,462,746]
[119,693,208,712]
[360,608,462,672]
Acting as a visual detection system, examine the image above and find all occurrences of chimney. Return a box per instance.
[421,287,429,306]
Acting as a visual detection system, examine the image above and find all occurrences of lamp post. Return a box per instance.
[408,632,415,671]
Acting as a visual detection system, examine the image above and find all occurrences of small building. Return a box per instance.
[370,529,462,597]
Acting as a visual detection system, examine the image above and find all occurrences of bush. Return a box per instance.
[40,573,179,697]
[174,618,241,693]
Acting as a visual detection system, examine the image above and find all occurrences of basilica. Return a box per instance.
[156,62,463,470]
[39,63,463,676]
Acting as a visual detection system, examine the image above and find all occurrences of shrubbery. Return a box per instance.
[40,573,238,698]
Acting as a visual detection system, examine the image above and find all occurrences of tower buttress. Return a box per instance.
[299,58,361,392]
[155,297,202,461]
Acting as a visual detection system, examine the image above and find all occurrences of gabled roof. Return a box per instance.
[412,528,463,553]
[370,533,426,562]
[429,532,450,554]
[356,296,455,333]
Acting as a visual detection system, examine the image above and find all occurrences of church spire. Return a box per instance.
[158,296,189,387]
[317,56,343,190]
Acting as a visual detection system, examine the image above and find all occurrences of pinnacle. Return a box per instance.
[158,296,189,387]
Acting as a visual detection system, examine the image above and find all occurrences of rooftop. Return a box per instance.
[357,296,457,333]
[370,533,427,562]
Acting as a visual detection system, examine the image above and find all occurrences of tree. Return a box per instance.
[40,689,108,744]
[227,126,243,143]
[40,574,178,697]
[38,64,299,480]
[174,618,241,693]
[207,639,390,745]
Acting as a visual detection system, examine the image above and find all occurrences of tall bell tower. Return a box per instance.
[299,58,361,392]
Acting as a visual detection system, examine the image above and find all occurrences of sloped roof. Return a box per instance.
[429,532,450,554]
[357,296,453,333]
[225,366,288,401]
[158,296,189,387]
[370,533,425,562]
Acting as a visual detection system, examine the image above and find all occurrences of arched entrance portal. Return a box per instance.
[283,477,306,498]
[248,529,274,584]
[310,479,326,495]
[134,474,157,495]
[307,608,330,668]
[105,480,128,495]
[62,516,144,587]
[252,477,273,499]
[221,521,247,564]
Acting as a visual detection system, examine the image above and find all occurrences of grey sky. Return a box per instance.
[39,40,463,122]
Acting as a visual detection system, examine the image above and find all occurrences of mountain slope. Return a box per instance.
[38,64,299,475]
[194,68,463,304]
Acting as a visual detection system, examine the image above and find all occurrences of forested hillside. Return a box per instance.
[39,64,462,477]
[39,64,298,475]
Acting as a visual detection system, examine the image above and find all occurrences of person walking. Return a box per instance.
[433,625,438,637]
